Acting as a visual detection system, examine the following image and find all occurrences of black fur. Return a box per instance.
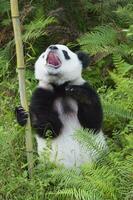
[15,106,28,126]
[29,88,62,138]
[62,50,70,60]
[76,51,90,68]
[16,80,103,138]
[16,82,103,137]
[65,83,103,132]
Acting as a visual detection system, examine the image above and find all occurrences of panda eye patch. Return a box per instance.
[62,50,70,60]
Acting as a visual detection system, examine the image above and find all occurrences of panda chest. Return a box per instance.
[54,97,81,134]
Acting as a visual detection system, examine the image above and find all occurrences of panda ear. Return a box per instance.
[76,51,90,68]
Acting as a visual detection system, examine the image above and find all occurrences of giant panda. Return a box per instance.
[16,44,106,167]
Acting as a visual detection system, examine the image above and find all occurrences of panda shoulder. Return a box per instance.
[81,82,100,99]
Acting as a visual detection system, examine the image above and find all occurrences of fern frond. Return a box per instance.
[0,0,10,14]
[115,4,133,25]
[103,101,133,120]
[113,54,133,75]
[23,16,56,42]
[46,187,102,200]
[82,1,102,13]
[74,129,107,159]
[78,26,117,55]
[123,25,133,40]
[115,43,133,56]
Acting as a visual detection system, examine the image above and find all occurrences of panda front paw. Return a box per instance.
[65,85,83,96]
[15,106,28,126]
[65,85,88,104]
[65,85,78,96]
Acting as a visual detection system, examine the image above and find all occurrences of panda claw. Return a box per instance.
[70,88,74,92]
[65,86,74,92]
[65,86,76,95]
[18,108,25,112]
[65,87,69,92]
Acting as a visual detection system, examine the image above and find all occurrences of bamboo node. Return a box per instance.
[17,67,25,70]
[12,15,20,18]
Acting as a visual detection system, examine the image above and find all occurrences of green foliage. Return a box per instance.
[44,141,133,200]
[99,57,133,134]
[74,129,106,157]
[78,24,133,58]
[23,16,56,42]
[0,0,10,15]
[0,0,133,199]
[115,4,133,27]
[78,0,133,65]
[0,119,133,200]
[103,101,133,120]
[78,25,117,55]
[112,54,133,75]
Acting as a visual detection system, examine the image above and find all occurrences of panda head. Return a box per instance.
[35,44,90,85]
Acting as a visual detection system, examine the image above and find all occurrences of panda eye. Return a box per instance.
[62,50,70,60]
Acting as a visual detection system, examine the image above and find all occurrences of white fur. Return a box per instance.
[35,44,83,85]
[38,80,54,90]
[35,98,106,167]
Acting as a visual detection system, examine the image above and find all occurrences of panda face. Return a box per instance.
[35,44,89,85]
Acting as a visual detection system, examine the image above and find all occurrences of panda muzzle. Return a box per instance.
[47,52,61,68]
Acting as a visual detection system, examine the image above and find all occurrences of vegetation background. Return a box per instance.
[0,0,133,199]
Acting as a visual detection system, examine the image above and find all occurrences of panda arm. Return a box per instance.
[29,87,62,138]
[65,83,103,132]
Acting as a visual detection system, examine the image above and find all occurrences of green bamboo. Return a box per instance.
[10,0,34,177]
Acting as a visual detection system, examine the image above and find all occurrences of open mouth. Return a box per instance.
[47,52,61,68]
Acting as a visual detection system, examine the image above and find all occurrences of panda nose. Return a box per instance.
[49,45,58,50]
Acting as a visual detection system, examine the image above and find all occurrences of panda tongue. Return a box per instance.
[47,52,60,67]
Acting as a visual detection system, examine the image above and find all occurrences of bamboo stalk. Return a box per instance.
[10,0,34,177]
